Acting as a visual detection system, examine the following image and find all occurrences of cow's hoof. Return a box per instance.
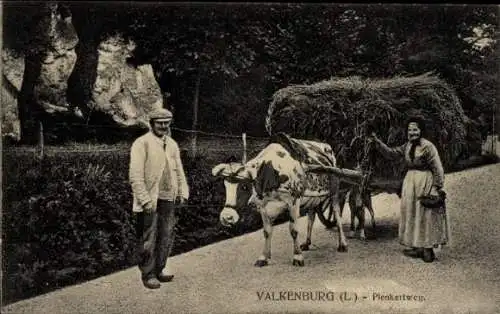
[337,245,348,252]
[300,243,310,251]
[360,236,367,241]
[254,259,268,267]
[292,259,305,267]
[347,230,356,239]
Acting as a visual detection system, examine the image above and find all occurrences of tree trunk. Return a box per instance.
[189,71,201,158]
[18,53,44,144]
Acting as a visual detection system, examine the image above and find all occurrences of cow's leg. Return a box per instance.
[300,209,315,251]
[346,192,356,238]
[364,192,376,229]
[348,207,356,239]
[338,190,347,218]
[290,199,304,266]
[255,212,273,267]
[331,200,348,252]
[358,206,366,241]
[329,176,348,252]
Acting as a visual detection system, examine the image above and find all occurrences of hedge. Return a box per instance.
[1,142,268,304]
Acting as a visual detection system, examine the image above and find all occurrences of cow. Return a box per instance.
[338,183,376,241]
[211,133,348,267]
[338,171,405,241]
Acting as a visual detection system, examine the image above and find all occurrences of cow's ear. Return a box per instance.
[279,174,289,184]
[212,163,228,177]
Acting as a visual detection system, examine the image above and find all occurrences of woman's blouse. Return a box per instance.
[376,137,444,189]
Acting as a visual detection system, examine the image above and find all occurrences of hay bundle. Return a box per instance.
[266,72,474,180]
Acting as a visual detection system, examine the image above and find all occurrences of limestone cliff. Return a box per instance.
[2,50,24,141]
[90,35,163,127]
[2,3,164,141]
[33,3,79,114]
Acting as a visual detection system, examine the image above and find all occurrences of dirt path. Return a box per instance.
[3,162,500,314]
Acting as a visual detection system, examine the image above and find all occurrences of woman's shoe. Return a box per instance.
[403,248,423,258]
[422,248,435,263]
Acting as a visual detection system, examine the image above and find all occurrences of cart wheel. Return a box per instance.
[316,202,337,229]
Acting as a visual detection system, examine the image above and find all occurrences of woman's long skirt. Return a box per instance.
[399,170,451,248]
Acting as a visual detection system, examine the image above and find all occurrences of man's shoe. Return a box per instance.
[157,273,174,282]
[143,277,161,289]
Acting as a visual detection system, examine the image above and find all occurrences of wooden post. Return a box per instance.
[492,107,496,156]
[242,133,247,163]
[190,72,201,158]
[38,120,44,161]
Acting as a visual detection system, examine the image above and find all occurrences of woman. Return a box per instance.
[369,117,450,262]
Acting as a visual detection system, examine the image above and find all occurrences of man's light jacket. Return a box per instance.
[129,132,189,212]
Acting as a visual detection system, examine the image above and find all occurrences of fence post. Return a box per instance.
[38,120,44,162]
[189,72,201,158]
[242,133,247,163]
[492,107,497,156]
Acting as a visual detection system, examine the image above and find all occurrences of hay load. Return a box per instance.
[266,72,477,180]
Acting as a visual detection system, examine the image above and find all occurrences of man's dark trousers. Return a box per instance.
[136,200,176,281]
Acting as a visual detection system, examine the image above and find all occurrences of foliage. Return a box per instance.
[1,139,268,304]
[3,3,497,142]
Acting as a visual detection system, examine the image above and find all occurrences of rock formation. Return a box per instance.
[2,50,24,141]
[2,3,165,141]
[90,35,163,127]
[33,3,79,114]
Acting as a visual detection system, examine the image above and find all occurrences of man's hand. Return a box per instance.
[175,196,187,206]
[143,201,154,213]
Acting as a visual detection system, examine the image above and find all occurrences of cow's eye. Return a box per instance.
[241,185,248,191]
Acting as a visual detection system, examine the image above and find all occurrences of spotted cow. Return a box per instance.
[212,133,348,267]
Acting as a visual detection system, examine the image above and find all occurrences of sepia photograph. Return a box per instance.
[1,2,499,313]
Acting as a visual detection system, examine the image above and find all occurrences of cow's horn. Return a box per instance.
[246,169,253,180]
[212,163,228,177]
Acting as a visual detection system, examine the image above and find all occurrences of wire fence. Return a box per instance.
[3,122,498,158]
[2,123,270,159]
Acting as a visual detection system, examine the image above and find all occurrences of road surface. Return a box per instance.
[3,161,500,314]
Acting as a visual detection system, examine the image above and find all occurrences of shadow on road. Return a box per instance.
[363,220,399,241]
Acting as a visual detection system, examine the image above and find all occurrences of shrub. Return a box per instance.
[2,151,136,303]
[1,142,265,304]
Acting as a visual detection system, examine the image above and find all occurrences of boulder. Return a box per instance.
[33,3,79,114]
[1,50,24,141]
[90,35,163,127]
[2,3,164,143]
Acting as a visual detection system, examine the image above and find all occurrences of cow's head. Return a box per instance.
[212,160,288,227]
[212,161,254,227]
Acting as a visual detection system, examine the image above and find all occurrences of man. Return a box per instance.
[129,108,189,289]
